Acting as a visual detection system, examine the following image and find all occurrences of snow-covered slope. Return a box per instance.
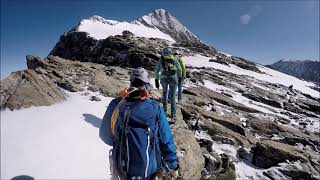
[184,54,319,98]
[76,15,175,41]
[76,9,202,44]
[133,9,201,43]
[1,91,112,179]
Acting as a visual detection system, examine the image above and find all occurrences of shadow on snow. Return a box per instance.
[82,113,102,128]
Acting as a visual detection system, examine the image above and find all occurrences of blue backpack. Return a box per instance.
[112,99,161,179]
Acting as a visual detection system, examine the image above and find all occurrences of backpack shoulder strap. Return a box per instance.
[150,100,163,171]
[111,97,127,137]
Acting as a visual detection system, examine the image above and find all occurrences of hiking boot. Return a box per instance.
[167,113,172,118]
[163,105,167,113]
[168,116,177,125]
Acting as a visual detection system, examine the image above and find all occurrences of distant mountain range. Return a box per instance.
[267,59,320,83]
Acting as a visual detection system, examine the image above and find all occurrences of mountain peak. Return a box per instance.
[73,9,201,43]
[88,15,107,22]
[73,14,174,41]
[83,15,119,25]
[154,8,167,14]
[135,9,201,43]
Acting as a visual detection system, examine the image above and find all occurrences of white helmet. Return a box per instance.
[129,67,150,84]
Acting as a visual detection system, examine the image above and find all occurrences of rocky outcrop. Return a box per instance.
[0,69,65,110]
[175,71,320,179]
[50,31,170,70]
[169,106,205,179]
[252,140,320,179]
[185,87,260,113]
[252,140,308,168]
[50,30,220,70]
[27,55,129,97]
[209,57,229,66]
[210,53,262,73]
[173,41,218,57]
[173,128,204,179]
[296,99,320,115]
[230,56,261,73]
[1,55,131,111]
[242,89,283,109]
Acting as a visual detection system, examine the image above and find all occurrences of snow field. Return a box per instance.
[78,17,175,42]
[1,91,113,179]
[183,54,319,98]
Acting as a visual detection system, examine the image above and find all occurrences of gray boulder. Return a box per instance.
[242,90,283,109]
[252,140,308,168]
[87,85,100,92]
[0,70,65,110]
[90,96,101,101]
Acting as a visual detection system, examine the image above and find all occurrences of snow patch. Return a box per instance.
[77,16,175,41]
[1,91,113,179]
[219,51,232,57]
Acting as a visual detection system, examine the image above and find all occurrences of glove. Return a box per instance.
[169,164,179,179]
[169,169,179,179]
[155,79,160,89]
[178,77,182,84]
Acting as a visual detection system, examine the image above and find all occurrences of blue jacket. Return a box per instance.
[99,98,177,174]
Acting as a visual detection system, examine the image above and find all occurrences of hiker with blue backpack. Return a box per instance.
[155,48,182,119]
[99,67,179,179]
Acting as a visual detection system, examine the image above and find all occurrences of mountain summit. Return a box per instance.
[73,13,175,41]
[133,9,201,44]
[72,9,201,44]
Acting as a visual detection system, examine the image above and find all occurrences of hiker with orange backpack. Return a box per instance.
[155,48,182,119]
[99,67,179,179]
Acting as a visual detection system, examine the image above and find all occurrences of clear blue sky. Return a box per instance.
[1,0,319,78]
